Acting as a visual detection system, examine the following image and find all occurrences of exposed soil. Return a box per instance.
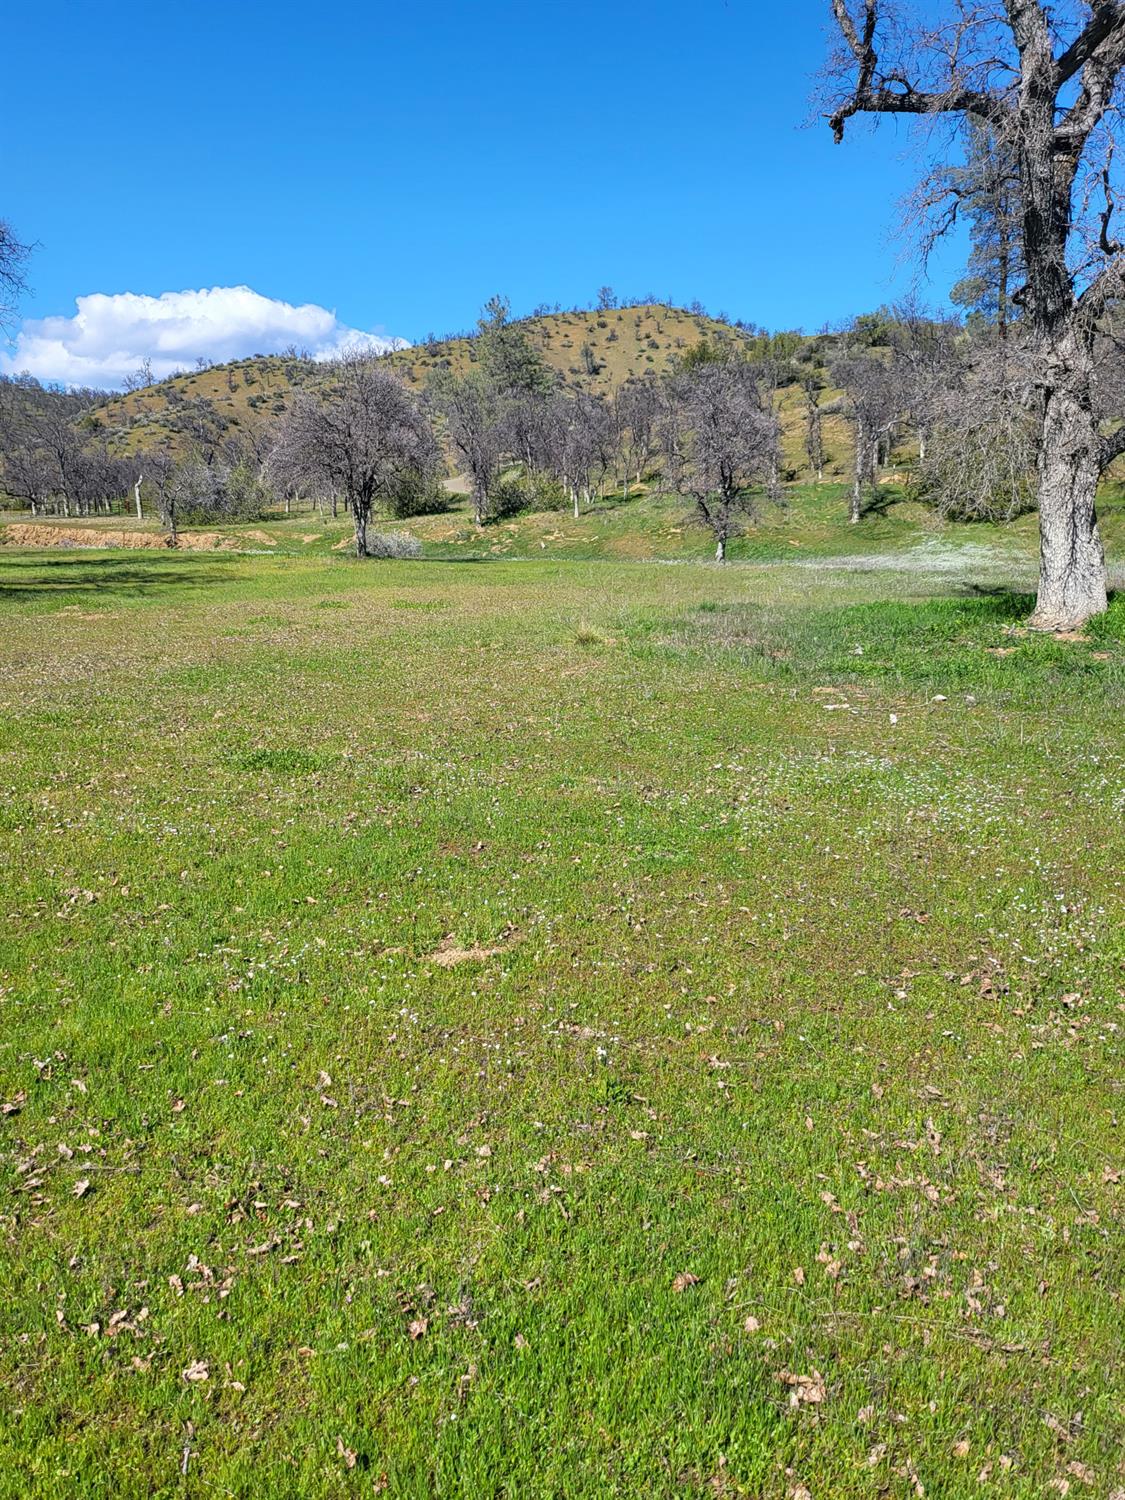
[426,932,516,967]
[1,524,241,552]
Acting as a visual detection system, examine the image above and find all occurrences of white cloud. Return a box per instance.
[0,285,408,389]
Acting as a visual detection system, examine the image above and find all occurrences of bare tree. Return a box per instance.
[616,375,660,486]
[915,338,1040,519]
[430,370,504,527]
[825,0,1125,628]
[832,349,902,521]
[889,301,960,463]
[660,360,780,560]
[144,449,177,545]
[272,354,440,557]
[800,372,828,480]
[562,392,616,518]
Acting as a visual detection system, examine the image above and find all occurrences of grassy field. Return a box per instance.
[1,517,1123,1495]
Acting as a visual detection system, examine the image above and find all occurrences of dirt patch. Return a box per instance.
[1,524,239,552]
[239,529,277,546]
[426,931,517,968]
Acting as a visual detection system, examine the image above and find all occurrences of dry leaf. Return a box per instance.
[182,1360,209,1382]
[72,1179,91,1199]
[743,1315,761,1333]
[779,1369,826,1405]
[407,1317,428,1340]
[672,1272,701,1293]
[793,1265,806,1286]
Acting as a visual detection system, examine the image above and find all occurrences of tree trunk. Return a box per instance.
[1029,371,1107,631]
[849,426,865,524]
[354,504,369,558]
[134,477,143,520]
[715,536,726,562]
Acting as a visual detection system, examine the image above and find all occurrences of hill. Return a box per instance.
[89,305,853,478]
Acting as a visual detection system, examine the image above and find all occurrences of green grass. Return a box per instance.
[0,540,1122,1497]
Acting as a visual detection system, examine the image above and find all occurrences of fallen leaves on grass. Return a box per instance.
[779,1369,827,1406]
[672,1272,701,1293]
[182,1360,209,1383]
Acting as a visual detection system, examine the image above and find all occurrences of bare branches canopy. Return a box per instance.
[271,353,441,558]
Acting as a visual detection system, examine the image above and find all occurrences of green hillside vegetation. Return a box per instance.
[89,305,856,479]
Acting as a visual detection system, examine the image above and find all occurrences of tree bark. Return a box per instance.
[715,536,726,562]
[354,503,369,558]
[849,423,866,524]
[1029,352,1107,630]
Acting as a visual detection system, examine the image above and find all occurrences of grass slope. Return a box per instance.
[0,534,1122,1496]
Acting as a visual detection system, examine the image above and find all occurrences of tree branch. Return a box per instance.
[829,0,1010,141]
[1055,1,1125,84]
[1099,421,1125,470]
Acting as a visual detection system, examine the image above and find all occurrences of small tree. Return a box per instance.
[272,354,440,557]
[616,374,660,486]
[800,372,827,481]
[661,360,780,560]
[146,450,176,544]
[832,350,902,522]
[477,295,551,397]
[429,369,504,527]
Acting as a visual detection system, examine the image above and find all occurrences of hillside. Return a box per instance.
[90,305,854,478]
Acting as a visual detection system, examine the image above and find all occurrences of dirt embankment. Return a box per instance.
[0,524,241,552]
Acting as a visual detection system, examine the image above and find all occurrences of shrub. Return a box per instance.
[385,468,451,519]
[366,531,423,559]
[487,477,533,521]
[485,473,567,523]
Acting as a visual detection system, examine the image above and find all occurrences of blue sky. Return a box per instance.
[2,0,967,384]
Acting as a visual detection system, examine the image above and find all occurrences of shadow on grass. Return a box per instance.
[0,553,238,603]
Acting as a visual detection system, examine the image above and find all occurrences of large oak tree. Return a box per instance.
[826,0,1125,629]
